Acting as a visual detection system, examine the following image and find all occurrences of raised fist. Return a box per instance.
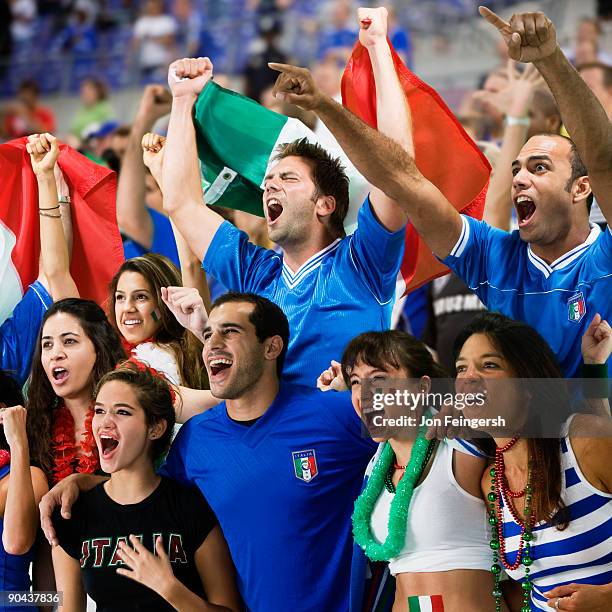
[269,63,323,111]
[167,57,213,98]
[479,7,558,63]
[141,132,166,187]
[358,6,388,48]
[136,85,173,125]
[26,133,59,176]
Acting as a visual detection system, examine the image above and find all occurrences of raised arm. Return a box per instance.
[480,6,612,225]
[478,62,544,230]
[142,132,212,307]
[27,133,79,300]
[1,406,48,555]
[116,85,172,248]
[269,63,463,258]
[162,58,225,262]
[358,7,408,232]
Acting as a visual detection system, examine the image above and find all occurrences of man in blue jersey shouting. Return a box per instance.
[270,8,612,378]
[155,9,412,388]
[39,291,377,611]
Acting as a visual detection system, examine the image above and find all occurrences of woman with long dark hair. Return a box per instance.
[27,299,125,484]
[453,312,612,612]
[108,254,207,390]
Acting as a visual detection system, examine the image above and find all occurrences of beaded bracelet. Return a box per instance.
[39,210,62,218]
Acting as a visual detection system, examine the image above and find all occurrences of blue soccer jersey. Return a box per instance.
[123,207,180,268]
[443,216,612,377]
[161,385,376,612]
[0,281,52,386]
[203,198,406,386]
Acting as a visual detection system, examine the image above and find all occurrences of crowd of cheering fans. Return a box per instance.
[0,2,610,612]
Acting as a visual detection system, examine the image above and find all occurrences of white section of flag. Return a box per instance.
[0,221,23,326]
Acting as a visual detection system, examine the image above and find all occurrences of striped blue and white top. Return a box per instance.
[501,420,612,610]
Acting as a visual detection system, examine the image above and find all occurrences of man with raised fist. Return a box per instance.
[158,8,413,388]
[270,7,612,380]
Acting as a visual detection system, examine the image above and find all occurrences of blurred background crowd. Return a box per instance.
[0,0,610,145]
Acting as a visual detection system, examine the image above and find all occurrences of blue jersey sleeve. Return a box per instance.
[202,221,281,293]
[0,281,52,386]
[441,215,508,304]
[348,197,406,304]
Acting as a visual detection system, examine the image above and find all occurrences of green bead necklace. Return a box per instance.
[488,437,535,612]
[352,431,436,562]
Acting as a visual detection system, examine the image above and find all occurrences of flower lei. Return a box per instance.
[0,449,10,469]
[352,430,435,561]
[51,404,99,484]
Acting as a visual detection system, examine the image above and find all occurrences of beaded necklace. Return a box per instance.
[487,437,535,612]
[352,431,435,561]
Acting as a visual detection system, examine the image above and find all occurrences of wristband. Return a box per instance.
[581,363,610,398]
[58,195,71,204]
[505,116,530,127]
[39,205,60,211]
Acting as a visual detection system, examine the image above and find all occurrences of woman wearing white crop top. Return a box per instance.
[454,312,612,612]
[318,330,507,611]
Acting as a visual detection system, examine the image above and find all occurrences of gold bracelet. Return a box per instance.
[39,210,62,218]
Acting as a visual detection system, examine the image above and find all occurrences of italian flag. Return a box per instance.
[407,595,445,612]
[0,138,124,324]
[342,37,491,293]
[193,81,368,233]
[193,37,490,296]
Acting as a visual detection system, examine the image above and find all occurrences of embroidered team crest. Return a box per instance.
[292,449,318,482]
[567,292,586,323]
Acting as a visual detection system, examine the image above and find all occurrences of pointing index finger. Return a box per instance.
[478,6,511,32]
[268,62,302,75]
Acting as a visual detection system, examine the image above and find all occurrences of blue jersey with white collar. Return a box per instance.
[203,197,406,387]
[443,216,612,377]
[161,385,376,612]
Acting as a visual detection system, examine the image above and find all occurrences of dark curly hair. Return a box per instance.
[27,299,125,478]
[108,254,207,389]
[94,361,176,462]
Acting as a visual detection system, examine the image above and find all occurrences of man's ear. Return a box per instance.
[264,335,284,362]
[572,176,592,205]
[315,194,337,221]
[149,419,168,441]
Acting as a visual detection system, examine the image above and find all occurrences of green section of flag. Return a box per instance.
[293,457,302,479]
[193,81,288,217]
[407,597,422,612]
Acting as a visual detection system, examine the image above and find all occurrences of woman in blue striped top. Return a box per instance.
[453,311,612,612]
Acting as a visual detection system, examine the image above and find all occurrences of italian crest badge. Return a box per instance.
[292,449,318,482]
[567,292,586,323]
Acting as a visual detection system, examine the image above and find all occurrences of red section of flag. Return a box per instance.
[0,138,124,305]
[341,40,491,293]
[431,594,445,611]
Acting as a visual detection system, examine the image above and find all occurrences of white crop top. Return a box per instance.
[369,439,491,575]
